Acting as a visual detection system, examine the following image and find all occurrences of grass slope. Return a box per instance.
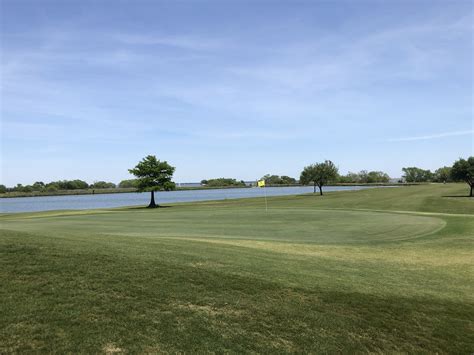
[1,184,473,353]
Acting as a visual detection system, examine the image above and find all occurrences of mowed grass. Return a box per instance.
[1,184,473,353]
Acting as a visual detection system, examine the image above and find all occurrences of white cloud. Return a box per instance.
[388,130,474,142]
[112,33,225,51]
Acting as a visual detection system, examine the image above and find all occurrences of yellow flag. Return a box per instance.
[257,180,265,187]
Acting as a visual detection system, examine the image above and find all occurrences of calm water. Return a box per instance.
[0,186,378,214]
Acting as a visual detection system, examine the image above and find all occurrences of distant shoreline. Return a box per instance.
[0,183,412,199]
[0,185,251,199]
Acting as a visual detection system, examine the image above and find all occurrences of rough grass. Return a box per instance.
[0,184,473,353]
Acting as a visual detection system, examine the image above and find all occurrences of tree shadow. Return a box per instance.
[442,195,472,198]
[122,205,174,211]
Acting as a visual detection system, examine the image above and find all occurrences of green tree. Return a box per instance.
[0,184,7,193]
[300,160,338,195]
[357,170,369,183]
[91,181,116,189]
[451,157,474,197]
[22,185,34,193]
[402,167,432,182]
[118,179,139,188]
[129,155,176,208]
[32,181,45,191]
[434,167,452,183]
[280,176,297,184]
[367,171,390,183]
[261,174,282,184]
[338,172,359,183]
[203,178,245,187]
[260,174,296,185]
[45,182,59,191]
[55,179,89,190]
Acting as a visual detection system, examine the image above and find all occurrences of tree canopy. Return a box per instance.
[338,170,390,183]
[300,160,338,195]
[200,178,246,187]
[128,155,176,208]
[434,167,452,183]
[90,181,116,189]
[402,167,433,183]
[260,174,297,185]
[118,179,140,188]
[451,157,474,197]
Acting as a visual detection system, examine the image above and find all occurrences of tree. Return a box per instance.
[202,178,245,187]
[451,157,474,197]
[280,175,297,184]
[260,174,297,185]
[32,181,45,191]
[402,167,432,182]
[55,179,89,190]
[261,174,281,184]
[118,179,140,188]
[45,184,58,192]
[367,171,390,183]
[338,172,359,183]
[434,167,452,183]
[0,184,6,194]
[358,170,369,183]
[300,160,339,195]
[129,155,176,208]
[338,170,389,184]
[91,181,116,189]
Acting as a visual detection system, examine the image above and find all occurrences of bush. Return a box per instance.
[118,179,140,188]
[91,181,116,189]
[204,178,246,187]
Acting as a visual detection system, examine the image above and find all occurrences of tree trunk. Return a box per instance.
[319,185,323,196]
[470,184,473,197]
[148,190,157,208]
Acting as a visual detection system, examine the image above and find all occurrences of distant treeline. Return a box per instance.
[401,167,452,183]
[0,180,117,194]
[260,175,297,185]
[337,171,390,184]
[258,172,391,185]
[200,178,247,187]
[0,164,460,195]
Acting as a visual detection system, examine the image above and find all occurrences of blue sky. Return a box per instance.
[1,0,472,185]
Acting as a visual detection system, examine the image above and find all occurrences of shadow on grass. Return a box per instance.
[122,205,174,211]
[442,195,472,198]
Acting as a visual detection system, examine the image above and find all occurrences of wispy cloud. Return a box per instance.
[388,130,474,142]
[112,33,224,51]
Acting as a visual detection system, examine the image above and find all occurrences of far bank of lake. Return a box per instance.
[0,185,390,213]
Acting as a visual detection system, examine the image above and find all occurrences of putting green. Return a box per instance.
[1,207,445,244]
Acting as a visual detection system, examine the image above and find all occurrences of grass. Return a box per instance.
[0,184,473,353]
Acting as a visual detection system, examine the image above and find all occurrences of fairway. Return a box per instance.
[1,184,473,353]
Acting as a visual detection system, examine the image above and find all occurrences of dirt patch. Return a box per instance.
[188,261,224,268]
[103,343,123,354]
[174,303,246,317]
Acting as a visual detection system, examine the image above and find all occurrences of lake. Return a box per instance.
[0,186,381,213]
